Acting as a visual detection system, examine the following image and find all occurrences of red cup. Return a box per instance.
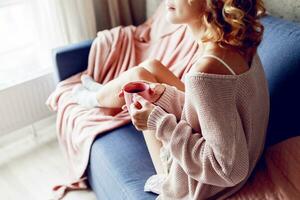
[122,81,152,113]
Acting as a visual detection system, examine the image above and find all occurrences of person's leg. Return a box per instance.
[83,61,183,175]
[72,67,158,108]
[95,66,158,108]
[142,130,166,174]
[138,59,185,92]
[74,59,184,109]
[137,59,185,175]
[95,59,183,174]
[95,59,185,108]
[87,122,158,199]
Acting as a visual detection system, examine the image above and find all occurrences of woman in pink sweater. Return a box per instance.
[72,0,269,199]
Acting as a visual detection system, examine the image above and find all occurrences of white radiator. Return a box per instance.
[0,72,56,135]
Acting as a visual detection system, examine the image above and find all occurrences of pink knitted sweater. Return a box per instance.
[147,53,270,200]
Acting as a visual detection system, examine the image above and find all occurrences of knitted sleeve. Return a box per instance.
[147,76,249,187]
[153,83,185,121]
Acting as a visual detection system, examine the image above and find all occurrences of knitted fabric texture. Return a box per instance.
[146,53,270,200]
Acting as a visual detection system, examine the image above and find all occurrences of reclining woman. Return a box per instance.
[72,0,270,199]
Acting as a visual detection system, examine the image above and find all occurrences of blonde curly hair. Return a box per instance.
[190,0,266,55]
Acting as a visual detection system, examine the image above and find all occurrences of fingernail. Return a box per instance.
[150,84,155,88]
[149,88,154,94]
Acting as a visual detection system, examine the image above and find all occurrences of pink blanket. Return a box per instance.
[46,2,202,198]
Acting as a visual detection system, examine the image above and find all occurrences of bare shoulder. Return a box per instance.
[189,57,234,75]
[189,52,250,75]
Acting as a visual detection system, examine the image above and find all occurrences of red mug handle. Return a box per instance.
[118,89,124,98]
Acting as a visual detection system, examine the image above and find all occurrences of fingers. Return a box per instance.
[149,83,164,94]
[129,102,141,114]
[129,95,152,132]
[129,103,147,122]
[149,83,156,95]
[133,94,148,107]
[149,83,156,89]
[121,105,127,110]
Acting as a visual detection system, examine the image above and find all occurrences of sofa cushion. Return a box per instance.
[87,123,157,200]
[258,15,300,147]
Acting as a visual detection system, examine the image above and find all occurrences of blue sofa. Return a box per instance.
[52,15,300,200]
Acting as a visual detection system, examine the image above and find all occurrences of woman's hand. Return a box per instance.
[118,81,166,103]
[148,82,166,103]
[128,93,156,131]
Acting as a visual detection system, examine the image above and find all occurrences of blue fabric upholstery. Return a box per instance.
[86,122,158,200]
[258,16,300,147]
[52,39,93,83]
[52,15,300,199]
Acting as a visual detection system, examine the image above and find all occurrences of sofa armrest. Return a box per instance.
[52,39,93,82]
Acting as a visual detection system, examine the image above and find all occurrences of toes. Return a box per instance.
[81,74,93,85]
[72,85,81,93]
[81,76,103,91]
[71,85,85,97]
[81,74,92,80]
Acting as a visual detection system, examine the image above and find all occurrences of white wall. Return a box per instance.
[265,0,300,22]
[146,0,162,18]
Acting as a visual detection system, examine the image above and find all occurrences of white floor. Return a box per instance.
[0,116,97,200]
